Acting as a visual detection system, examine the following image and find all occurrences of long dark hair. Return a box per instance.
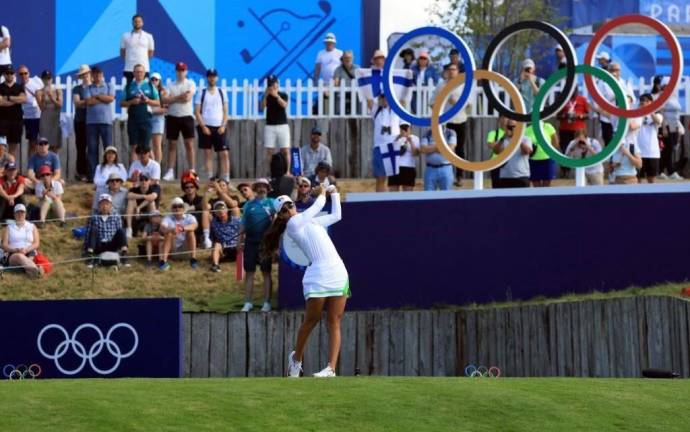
[261,211,291,260]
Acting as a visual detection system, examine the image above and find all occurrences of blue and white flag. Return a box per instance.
[356,68,414,104]
[373,141,402,177]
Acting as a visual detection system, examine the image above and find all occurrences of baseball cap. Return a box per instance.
[521,59,536,70]
[90,66,102,75]
[104,145,118,154]
[171,197,185,207]
[237,182,251,190]
[371,49,386,60]
[0,136,7,146]
[38,165,53,176]
[311,126,322,135]
[107,172,123,182]
[400,121,411,128]
[98,193,112,203]
[597,52,610,61]
[3,66,14,74]
[267,74,279,86]
[324,32,337,44]
[273,195,294,213]
[297,177,311,187]
[417,50,430,59]
[213,200,228,210]
[38,137,49,145]
[206,68,218,77]
[139,172,150,181]
[41,70,52,80]
[5,161,17,170]
[14,204,26,213]
[150,72,162,81]
[252,178,270,189]
[315,161,331,173]
[555,44,563,51]
[175,62,188,71]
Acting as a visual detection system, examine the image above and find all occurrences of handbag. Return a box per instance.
[33,252,53,274]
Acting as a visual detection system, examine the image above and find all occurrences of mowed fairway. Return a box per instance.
[0,377,689,431]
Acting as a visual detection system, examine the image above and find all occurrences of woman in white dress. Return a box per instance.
[262,185,349,378]
[1,204,41,277]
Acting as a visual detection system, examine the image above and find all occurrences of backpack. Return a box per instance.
[200,88,224,110]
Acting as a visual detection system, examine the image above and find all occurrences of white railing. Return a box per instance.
[51,75,690,121]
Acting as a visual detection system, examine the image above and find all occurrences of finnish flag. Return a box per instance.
[356,68,414,105]
[373,141,402,177]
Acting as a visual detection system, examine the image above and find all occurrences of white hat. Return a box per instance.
[324,32,337,44]
[597,52,610,61]
[521,59,535,69]
[104,145,118,154]
[14,203,26,213]
[0,136,6,146]
[273,195,294,213]
[76,64,91,76]
[107,172,123,182]
[150,72,162,81]
[98,193,112,203]
[171,197,185,207]
[555,44,563,51]
[371,49,386,61]
[661,76,671,87]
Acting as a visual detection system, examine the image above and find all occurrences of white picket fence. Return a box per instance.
[53,75,690,121]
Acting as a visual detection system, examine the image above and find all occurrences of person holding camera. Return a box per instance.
[564,129,604,185]
[494,119,533,188]
[121,64,160,161]
[636,93,663,183]
[516,59,544,113]
[262,75,291,176]
[388,121,419,191]
[609,102,642,185]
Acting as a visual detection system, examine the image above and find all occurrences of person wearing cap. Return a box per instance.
[261,185,348,378]
[300,126,332,177]
[0,161,25,220]
[121,64,161,163]
[594,62,634,146]
[2,203,42,277]
[209,199,241,272]
[149,72,167,163]
[516,58,544,114]
[314,32,343,84]
[26,136,62,187]
[94,146,127,196]
[388,121,420,192]
[412,50,439,86]
[34,165,65,226]
[84,193,129,267]
[72,65,92,181]
[596,52,610,70]
[400,48,415,69]
[332,50,360,115]
[180,177,212,249]
[159,197,199,270]
[120,13,155,84]
[126,171,161,238]
[128,145,162,185]
[0,66,26,157]
[238,178,276,312]
[38,70,62,152]
[444,48,465,74]
[16,65,40,155]
[161,61,197,181]
[93,172,128,216]
[555,45,567,70]
[0,25,11,76]
[142,209,163,266]
[84,65,115,179]
[295,176,315,212]
[308,161,337,190]
[194,68,230,182]
[0,136,14,177]
[261,75,291,176]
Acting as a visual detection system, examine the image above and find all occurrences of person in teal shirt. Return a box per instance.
[525,121,559,187]
[238,178,276,312]
[120,64,160,157]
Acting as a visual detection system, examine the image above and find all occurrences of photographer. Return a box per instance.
[261,75,290,176]
[388,121,419,192]
[121,64,160,159]
[609,105,642,185]
[515,59,544,112]
[494,119,533,188]
[564,129,604,185]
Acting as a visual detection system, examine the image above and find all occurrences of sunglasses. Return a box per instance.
[109,179,123,183]
[18,72,29,76]
[172,205,184,209]
[41,173,52,177]
[151,78,160,81]
[39,142,49,146]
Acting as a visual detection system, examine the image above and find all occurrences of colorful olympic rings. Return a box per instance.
[481,20,577,122]
[3,363,42,380]
[431,70,525,172]
[584,14,683,118]
[382,26,476,126]
[465,364,501,378]
[531,65,629,168]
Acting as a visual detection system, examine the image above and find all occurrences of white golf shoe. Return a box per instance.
[287,351,302,378]
[313,366,336,378]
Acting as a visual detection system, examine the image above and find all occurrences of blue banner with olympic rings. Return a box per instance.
[0,298,182,379]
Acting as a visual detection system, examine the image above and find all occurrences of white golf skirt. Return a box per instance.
[302,259,349,300]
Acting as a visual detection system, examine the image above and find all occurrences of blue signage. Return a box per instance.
[0,298,182,379]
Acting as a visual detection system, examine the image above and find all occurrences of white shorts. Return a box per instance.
[264,124,291,149]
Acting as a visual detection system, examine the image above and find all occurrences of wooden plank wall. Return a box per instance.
[183,296,690,378]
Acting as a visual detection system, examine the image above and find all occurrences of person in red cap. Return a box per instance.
[161,61,197,181]
[0,161,25,220]
[34,164,65,226]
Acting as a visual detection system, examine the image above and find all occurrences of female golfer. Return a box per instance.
[262,185,349,378]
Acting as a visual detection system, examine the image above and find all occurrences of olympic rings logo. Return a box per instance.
[3,363,42,380]
[37,323,139,376]
[383,14,684,172]
[465,364,501,378]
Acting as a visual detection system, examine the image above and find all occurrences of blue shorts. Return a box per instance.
[24,118,40,141]
[372,147,386,178]
[151,115,165,135]
[529,159,557,181]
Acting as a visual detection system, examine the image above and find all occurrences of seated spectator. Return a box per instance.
[388,121,420,192]
[180,176,211,249]
[308,161,337,188]
[159,197,198,270]
[93,146,127,197]
[0,162,25,220]
[128,146,161,184]
[236,182,253,209]
[268,152,296,199]
[0,136,14,177]
[26,137,62,187]
[35,165,65,227]
[84,193,129,267]
[125,173,160,237]
[209,200,241,272]
[610,140,642,185]
[93,173,128,216]
[495,119,533,188]
[1,204,42,277]
[203,177,240,214]
[300,126,332,177]
[565,129,604,185]
[142,209,163,267]
[295,177,315,212]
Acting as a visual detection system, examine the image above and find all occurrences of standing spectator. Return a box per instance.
[128,145,161,184]
[180,177,211,249]
[595,62,633,146]
[194,68,229,181]
[149,72,167,163]
[525,121,559,187]
[94,172,128,216]
[158,197,198,270]
[372,94,400,192]
[332,50,359,115]
[300,126,332,177]
[16,66,40,155]
[419,126,456,191]
[610,138,642,185]
[367,50,386,111]
[444,48,465,73]
[26,137,62,187]
[400,48,415,69]
[93,146,127,198]
[0,136,14,176]
[0,25,11,75]
[162,62,196,181]
[0,67,25,157]
[557,86,590,178]
[0,162,25,220]
[516,59,544,114]
[495,119,533,188]
[658,76,683,180]
[125,172,160,238]
[388,121,420,192]
[142,209,163,267]
[314,33,342,84]
[209,200,241,272]
[268,152,297,199]
[34,165,65,227]
[121,64,160,163]
[37,70,62,151]
[1,204,41,277]
[636,93,663,184]
[487,115,508,188]
[84,66,115,179]
[596,52,610,71]
[237,178,275,312]
[72,65,91,182]
[295,177,315,211]
[262,75,291,176]
[84,194,129,267]
[565,129,604,185]
[120,14,154,84]
[412,50,439,86]
[555,45,567,70]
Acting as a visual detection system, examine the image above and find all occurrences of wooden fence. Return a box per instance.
[182,296,690,378]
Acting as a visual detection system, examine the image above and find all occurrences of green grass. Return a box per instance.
[1,377,689,431]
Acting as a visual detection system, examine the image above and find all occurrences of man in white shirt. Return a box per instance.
[194,68,229,181]
[595,62,633,146]
[128,145,161,184]
[313,33,342,84]
[636,93,663,183]
[0,25,11,76]
[120,14,154,84]
[162,62,197,181]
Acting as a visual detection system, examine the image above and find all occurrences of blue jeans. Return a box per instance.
[424,165,453,191]
[87,123,113,179]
